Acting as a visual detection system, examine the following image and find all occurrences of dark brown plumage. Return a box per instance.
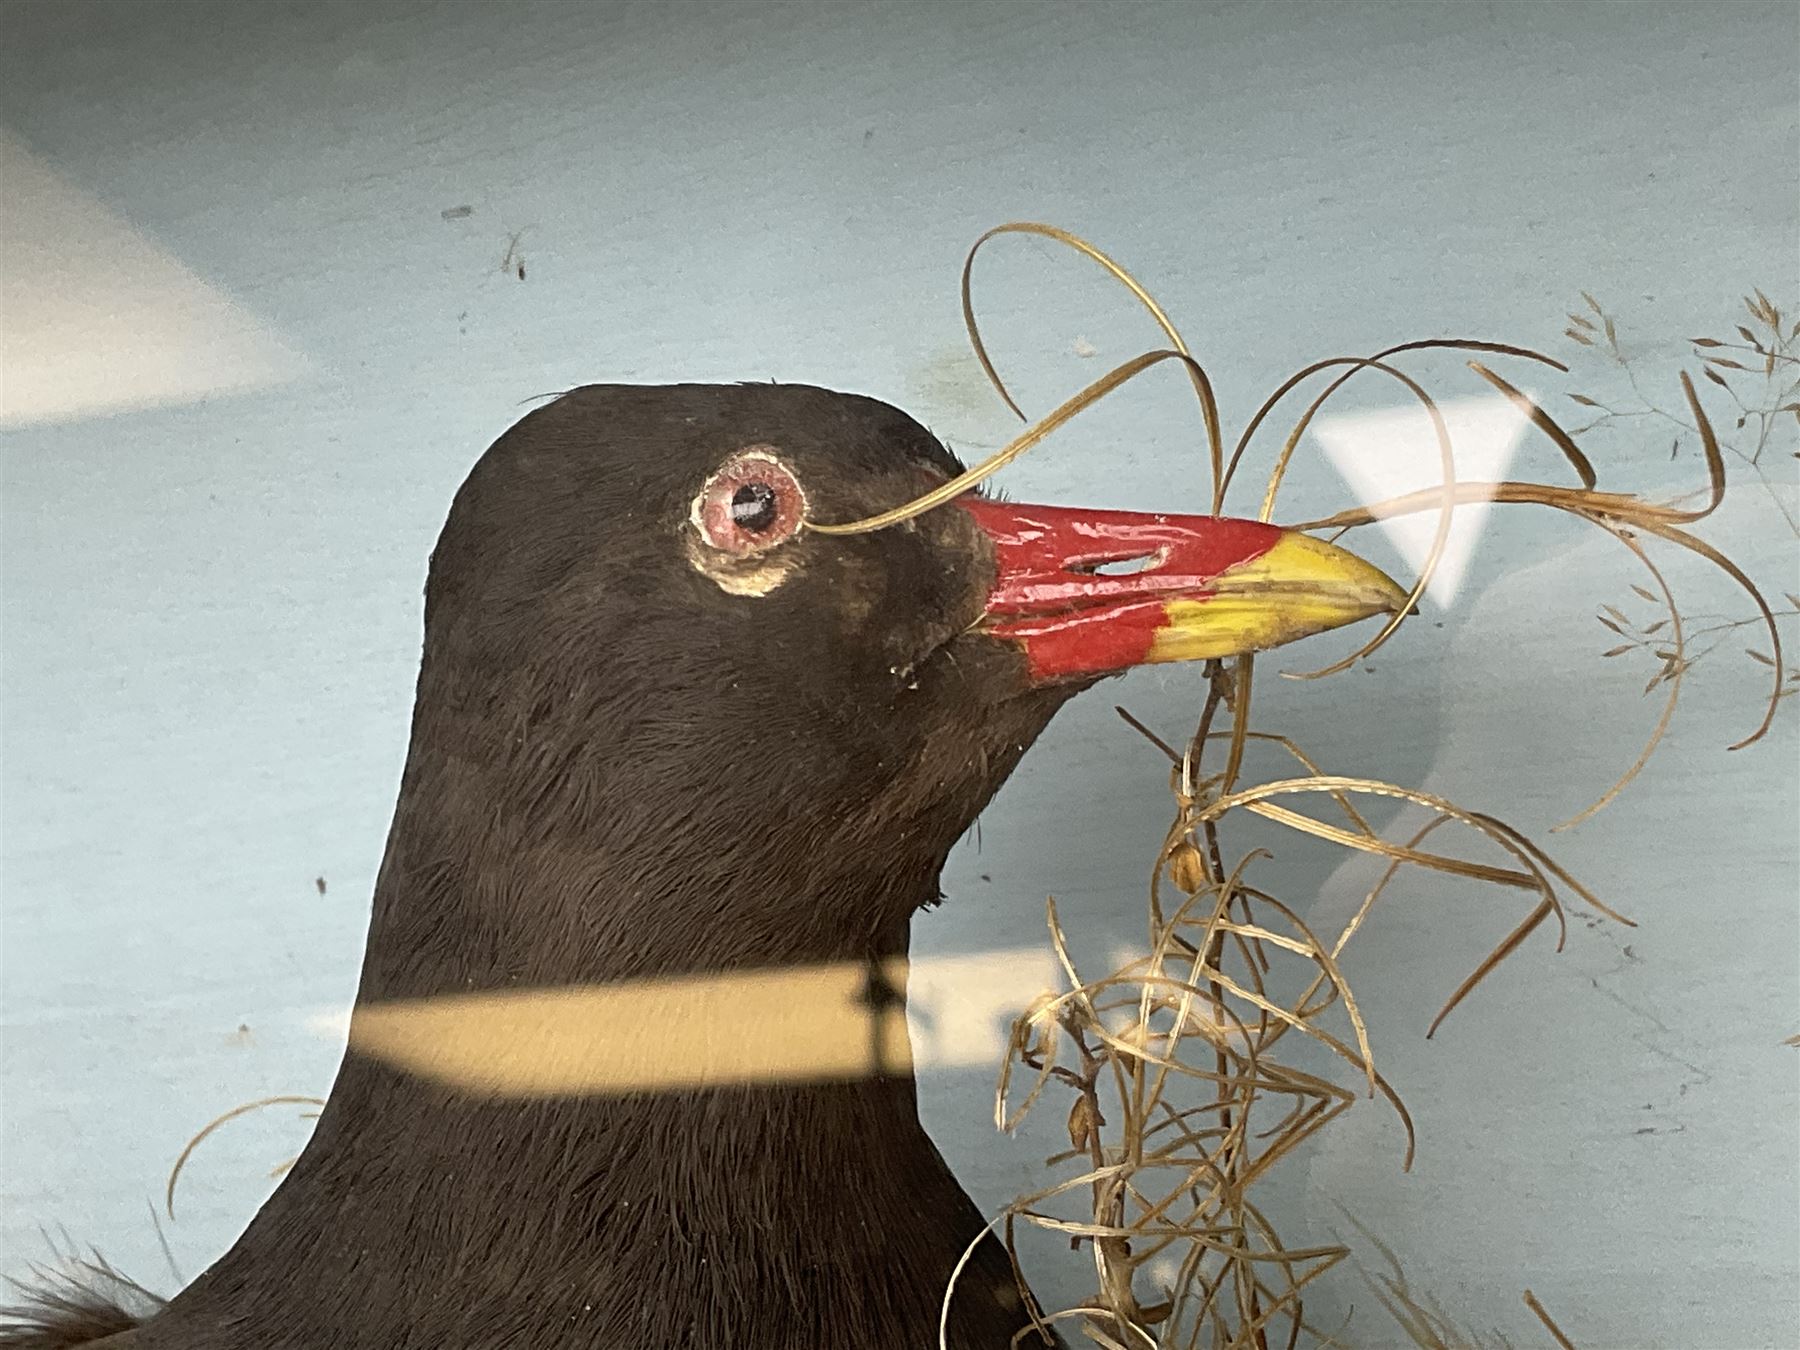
[7,386,1069,1349]
[0,1257,162,1349]
[7,383,1402,1347]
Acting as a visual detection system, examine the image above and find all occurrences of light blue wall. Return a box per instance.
[3,2,1795,1345]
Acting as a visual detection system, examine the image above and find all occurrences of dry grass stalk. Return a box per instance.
[163,1096,323,1219]
[1563,291,1800,728]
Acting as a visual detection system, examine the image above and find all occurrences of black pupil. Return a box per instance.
[729,481,780,532]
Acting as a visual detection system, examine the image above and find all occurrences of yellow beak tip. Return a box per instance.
[1145,532,1409,665]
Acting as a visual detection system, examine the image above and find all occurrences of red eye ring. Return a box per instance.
[693,449,806,556]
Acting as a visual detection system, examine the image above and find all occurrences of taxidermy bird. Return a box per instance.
[1,384,1405,1348]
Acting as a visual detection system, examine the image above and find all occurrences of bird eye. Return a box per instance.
[693,450,805,555]
[730,482,779,532]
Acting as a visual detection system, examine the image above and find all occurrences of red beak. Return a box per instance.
[959,497,1408,683]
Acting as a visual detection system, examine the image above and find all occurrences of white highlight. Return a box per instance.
[1312,394,1531,606]
[0,132,306,428]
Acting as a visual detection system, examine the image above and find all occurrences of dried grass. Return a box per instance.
[163,1096,322,1220]
[829,225,1792,1350]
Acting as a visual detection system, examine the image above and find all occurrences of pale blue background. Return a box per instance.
[3,2,1796,1346]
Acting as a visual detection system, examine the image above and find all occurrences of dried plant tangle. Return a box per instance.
[884,225,1786,1349]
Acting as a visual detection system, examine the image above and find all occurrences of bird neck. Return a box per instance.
[176,1053,1028,1346]
[158,784,1036,1346]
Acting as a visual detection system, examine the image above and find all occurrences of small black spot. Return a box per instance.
[315,876,327,895]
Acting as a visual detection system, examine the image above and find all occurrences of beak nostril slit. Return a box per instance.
[1072,551,1166,578]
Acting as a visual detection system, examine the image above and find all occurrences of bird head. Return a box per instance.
[371,383,1405,989]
